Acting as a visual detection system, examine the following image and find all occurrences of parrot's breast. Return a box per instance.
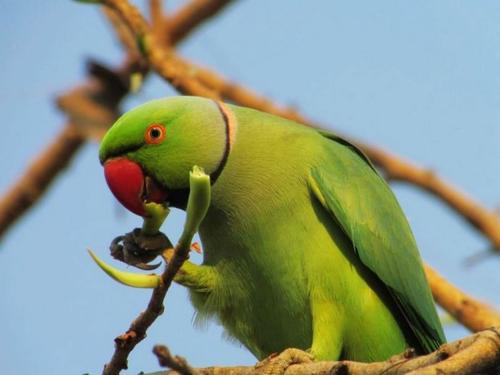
[186,110,409,361]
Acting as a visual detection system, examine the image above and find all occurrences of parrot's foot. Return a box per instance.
[254,348,314,375]
[109,228,173,270]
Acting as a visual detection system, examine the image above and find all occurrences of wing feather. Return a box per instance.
[309,132,445,353]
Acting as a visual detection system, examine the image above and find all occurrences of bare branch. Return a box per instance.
[103,0,218,98]
[150,327,500,374]
[361,143,500,251]
[165,0,234,45]
[425,265,500,332]
[193,63,305,122]
[102,244,192,375]
[150,0,163,28]
[153,345,199,375]
[149,0,168,46]
[103,6,139,54]
[0,124,84,238]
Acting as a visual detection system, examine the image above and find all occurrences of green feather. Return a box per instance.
[99,96,446,362]
[308,132,446,353]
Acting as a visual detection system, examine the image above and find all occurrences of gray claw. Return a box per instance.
[111,235,125,246]
[108,229,171,269]
[133,261,162,271]
[132,229,172,251]
[110,235,126,262]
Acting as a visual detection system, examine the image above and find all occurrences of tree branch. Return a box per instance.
[150,327,500,374]
[165,0,235,45]
[102,253,180,375]
[0,123,84,238]
[360,143,500,251]
[153,345,199,375]
[424,265,500,332]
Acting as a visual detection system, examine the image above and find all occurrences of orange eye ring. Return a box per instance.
[144,124,166,144]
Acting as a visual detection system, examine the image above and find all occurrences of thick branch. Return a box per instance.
[151,327,500,374]
[424,265,500,332]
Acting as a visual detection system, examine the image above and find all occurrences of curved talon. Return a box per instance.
[109,235,125,261]
[134,261,162,270]
[111,235,125,246]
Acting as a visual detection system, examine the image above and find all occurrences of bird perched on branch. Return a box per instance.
[98,96,445,363]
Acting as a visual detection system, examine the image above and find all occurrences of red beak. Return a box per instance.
[103,158,167,216]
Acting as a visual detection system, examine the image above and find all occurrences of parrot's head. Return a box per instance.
[99,96,230,216]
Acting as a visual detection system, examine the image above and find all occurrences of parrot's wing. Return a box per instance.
[308,131,446,353]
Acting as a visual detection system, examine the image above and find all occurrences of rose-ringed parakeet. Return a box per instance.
[98,96,445,362]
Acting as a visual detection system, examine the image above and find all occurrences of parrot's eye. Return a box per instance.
[145,124,166,144]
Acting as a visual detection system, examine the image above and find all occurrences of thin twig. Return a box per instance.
[103,245,193,374]
[153,345,199,375]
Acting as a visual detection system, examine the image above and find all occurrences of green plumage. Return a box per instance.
[99,96,445,362]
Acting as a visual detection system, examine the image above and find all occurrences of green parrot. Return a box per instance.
[98,96,445,362]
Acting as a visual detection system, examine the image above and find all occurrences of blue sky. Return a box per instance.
[1,1,499,374]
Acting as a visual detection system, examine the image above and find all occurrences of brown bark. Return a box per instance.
[0,124,84,238]
[425,265,500,332]
[152,327,500,374]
